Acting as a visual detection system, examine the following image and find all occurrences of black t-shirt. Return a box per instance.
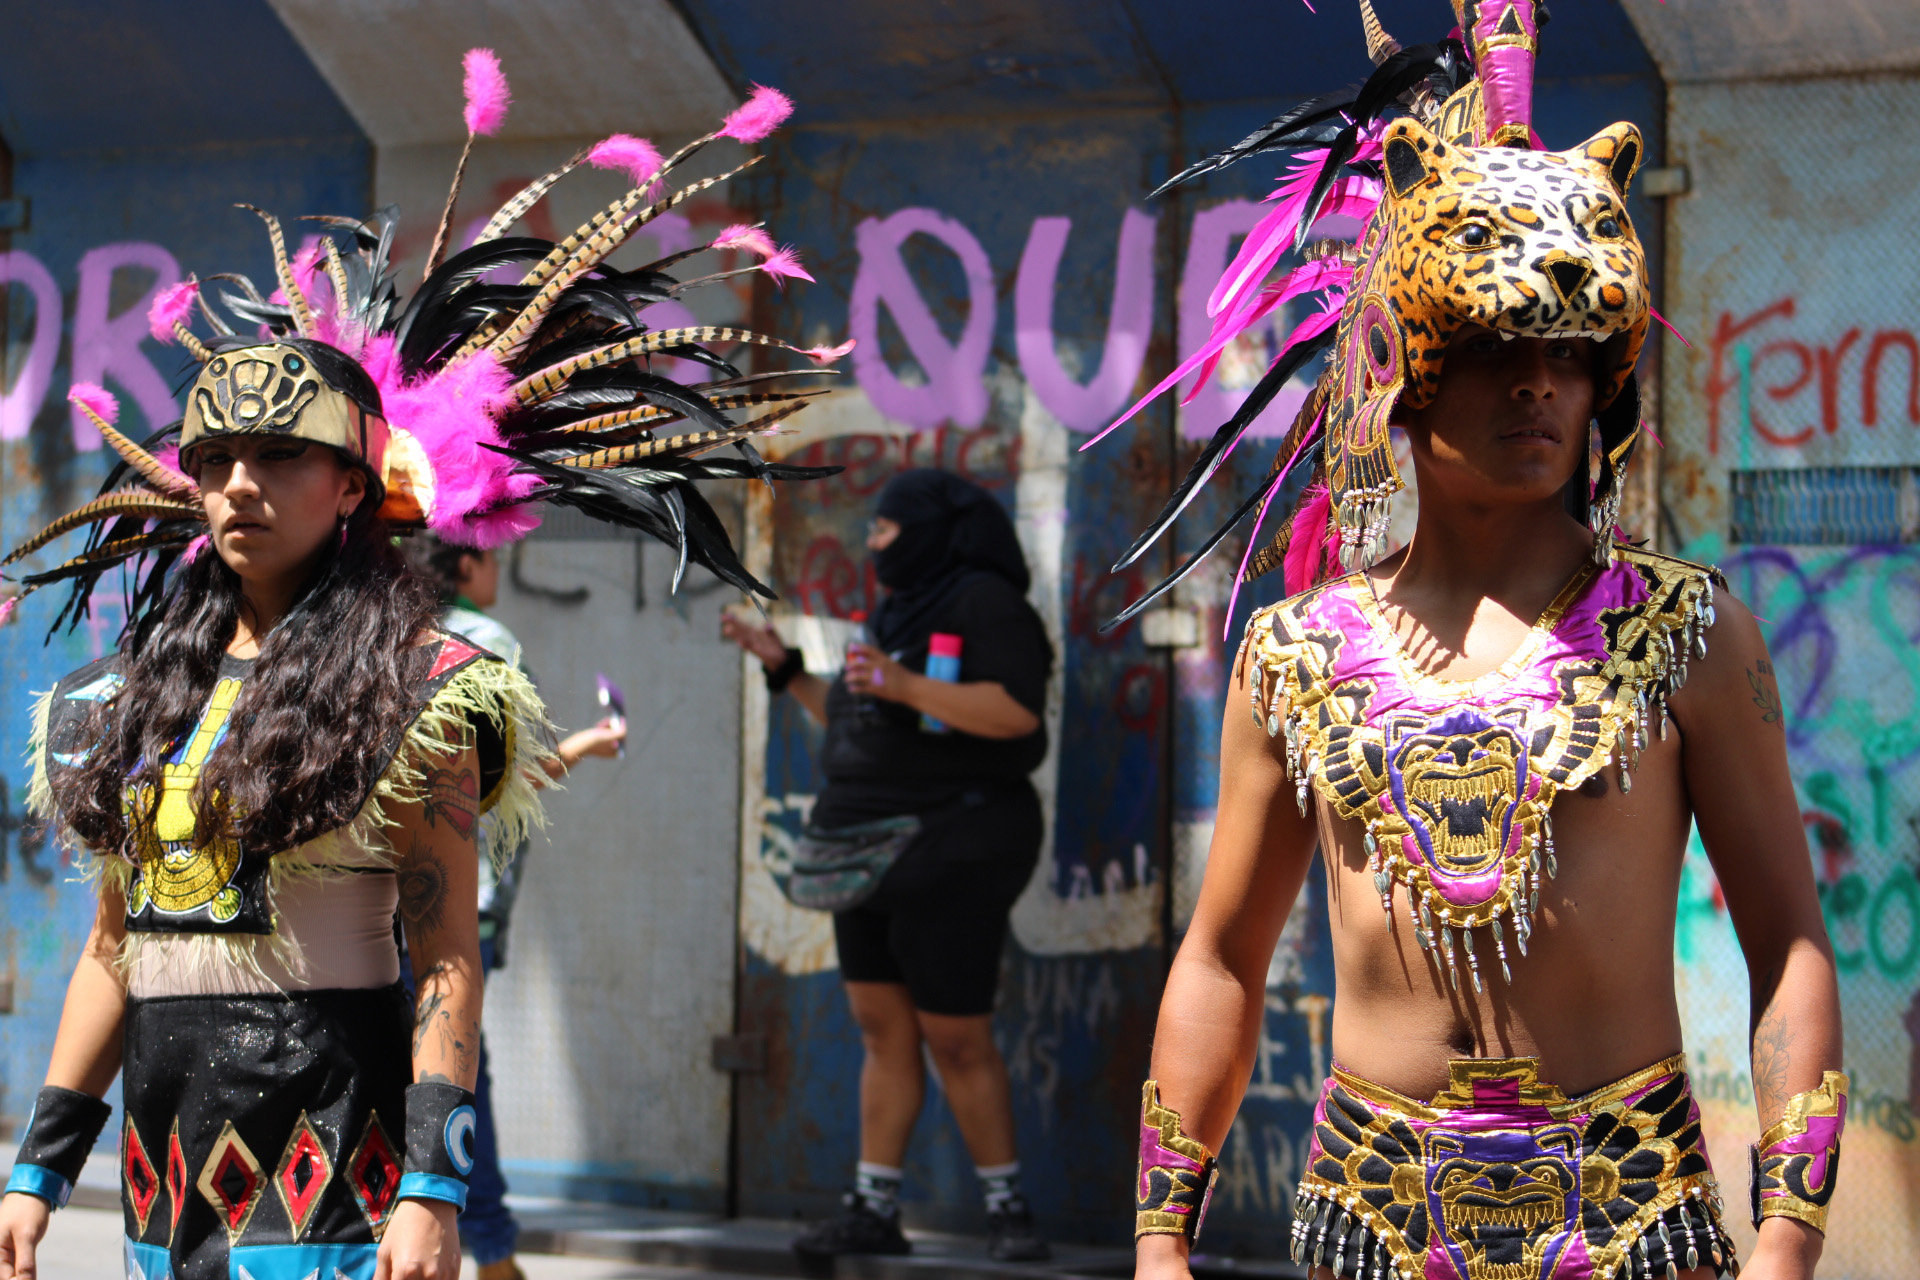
[813,574,1051,827]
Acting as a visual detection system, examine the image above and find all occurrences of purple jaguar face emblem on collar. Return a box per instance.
[1384,705,1531,895]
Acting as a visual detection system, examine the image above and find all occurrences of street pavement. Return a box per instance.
[22,1205,764,1280]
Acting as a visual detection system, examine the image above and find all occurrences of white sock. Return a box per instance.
[855,1162,903,1218]
[976,1160,1023,1214]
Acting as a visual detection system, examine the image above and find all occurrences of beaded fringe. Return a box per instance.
[1288,1184,1738,1280]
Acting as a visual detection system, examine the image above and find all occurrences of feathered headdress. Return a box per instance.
[2,58,851,635]
[1096,0,1652,630]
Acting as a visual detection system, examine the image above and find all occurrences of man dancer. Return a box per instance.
[1114,5,1845,1280]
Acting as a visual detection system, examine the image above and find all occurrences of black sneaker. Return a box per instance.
[986,1196,1051,1263]
[792,1193,912,1260]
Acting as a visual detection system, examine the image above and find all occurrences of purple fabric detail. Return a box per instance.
[1423,1123,1586,1280]
[1292,560,1651,908]
[1139,1120,1203,1209]
[1470,0,1542,145]
[1762,1096,1846,1199]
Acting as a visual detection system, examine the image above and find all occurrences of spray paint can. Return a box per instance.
[920,633,963,733]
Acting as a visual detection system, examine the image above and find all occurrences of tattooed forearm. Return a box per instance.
[422,764,479,838]
[397,845,450,935]
[1747,659,1782,725]
[411,962,479,1085]
[1751,975,1796,1121]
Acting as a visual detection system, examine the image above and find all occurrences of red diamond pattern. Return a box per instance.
[123,1118,158,1238]
[273,1112,333,1240]
[346,1115,402,1241]
[195,1120,265,1245]
[426,635,480,680]
[166,1120,188,1244]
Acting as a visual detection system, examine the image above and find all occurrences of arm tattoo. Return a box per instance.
[410,961,479,1080]
[422,764,479,838]
[1751,970,1796,1120]
[397,845,449,936]
[1747,659,1783,725]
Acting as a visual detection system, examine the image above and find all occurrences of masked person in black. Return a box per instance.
[724,470,1052,1263]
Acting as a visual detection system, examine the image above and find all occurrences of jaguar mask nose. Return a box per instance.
[1542,252,1594,307]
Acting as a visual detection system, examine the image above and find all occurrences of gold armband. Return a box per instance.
[1136,1081,1219,1242]
[1750,1070,1848,1234]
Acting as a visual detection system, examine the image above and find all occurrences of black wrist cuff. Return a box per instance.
[765,647,805,694]
[7,1086,112,1208]
[398,1082,477,1208]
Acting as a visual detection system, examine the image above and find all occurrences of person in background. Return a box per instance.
[723,469,1054,1263]
[406,537,626,1280]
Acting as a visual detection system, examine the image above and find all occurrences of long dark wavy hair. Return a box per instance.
[58,348,444,860]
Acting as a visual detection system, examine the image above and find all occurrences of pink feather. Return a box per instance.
[1649,305,1691,348]
[1225,409,1326,636]
[68,383,120,425]
[802,339,856,365]
[1084,260,1344,451]
[182,534,211,564]
[759,246,815,286]
[587,134,665,192]
[712,224,777,258]
[359,338,542,548]
[292,240,326,306]
[719,85,792,143]
[462,48,511,136]
[1283,484,1333,596]
[147,280,200,344]
[0,596,17,628]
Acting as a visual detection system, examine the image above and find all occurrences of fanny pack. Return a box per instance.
[784,815,922,912]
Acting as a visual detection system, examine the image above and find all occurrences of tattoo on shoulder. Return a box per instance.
[1747,659,1783,726]
[397,843,450,935]
[423,764,479,838]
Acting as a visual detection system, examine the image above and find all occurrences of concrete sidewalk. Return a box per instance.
[22,1205,767,1279]
[8,1145,1300,1280]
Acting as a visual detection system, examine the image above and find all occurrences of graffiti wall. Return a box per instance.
[1663,73,1920,1275]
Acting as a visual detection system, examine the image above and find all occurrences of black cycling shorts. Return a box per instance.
[832,783,1042,1017]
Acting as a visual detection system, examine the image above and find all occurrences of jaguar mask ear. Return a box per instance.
[1382,117,1450,202]
[1574,121,1645,196]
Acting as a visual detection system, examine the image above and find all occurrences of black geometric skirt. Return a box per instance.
[119,984,412,1280]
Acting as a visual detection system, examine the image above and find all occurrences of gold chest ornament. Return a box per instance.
[1240,546,1722,991]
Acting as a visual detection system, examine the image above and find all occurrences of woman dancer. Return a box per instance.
[0,45,843,1280]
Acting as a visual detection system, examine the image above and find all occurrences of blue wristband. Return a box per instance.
[5,1164,73,1209]
[395,1172,469,1210]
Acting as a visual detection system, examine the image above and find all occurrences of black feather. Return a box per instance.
[1111,325,1337,571]
[1100,445,1317,633]
[1150,87,1361,198]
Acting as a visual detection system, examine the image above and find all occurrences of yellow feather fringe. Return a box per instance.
[27,655,555,988]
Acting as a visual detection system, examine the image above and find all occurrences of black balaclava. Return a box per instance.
[867,470,1028,652]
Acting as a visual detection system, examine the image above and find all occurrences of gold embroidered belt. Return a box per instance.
[1292,1055,1732,1280]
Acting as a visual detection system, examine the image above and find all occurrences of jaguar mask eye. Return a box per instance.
[1451,222,1496,250]
[1592,212,1625,240]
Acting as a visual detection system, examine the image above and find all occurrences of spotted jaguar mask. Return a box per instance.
[1320,114,1649,568]
[1377,116,1648,414]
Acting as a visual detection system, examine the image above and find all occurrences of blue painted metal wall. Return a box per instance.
[687,0,1664,1252]
[0,0,368,1130]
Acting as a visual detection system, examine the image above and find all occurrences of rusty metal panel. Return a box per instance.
[1662,73,1920,1276]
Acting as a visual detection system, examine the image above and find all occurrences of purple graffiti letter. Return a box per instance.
[850,208,995,431]
[1015,209,1156,434]
[0,251,61,441]
[1179,202,1311,441]
[71,242,183,449]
